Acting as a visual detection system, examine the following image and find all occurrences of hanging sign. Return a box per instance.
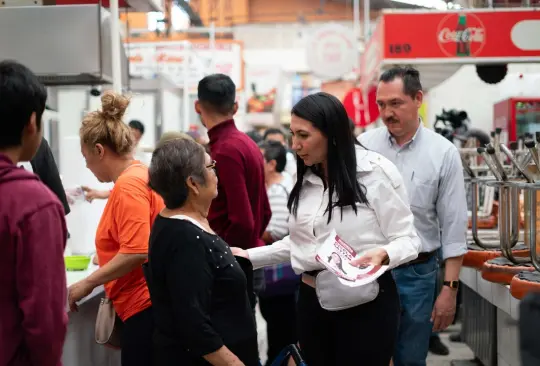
[306,23,357,79]
[342,87,380,127]
[126,40,244,92]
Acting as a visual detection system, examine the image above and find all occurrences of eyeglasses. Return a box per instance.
[206,160,217,173]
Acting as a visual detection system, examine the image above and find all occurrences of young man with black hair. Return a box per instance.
[30,137,71,215]
[19,136,71,216]
[195,74,272,312]
[0,60,68,366]
[263,127,297,182]
[359,66,467,366]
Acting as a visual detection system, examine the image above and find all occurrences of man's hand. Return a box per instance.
[350,247,389,267]
[68,279,95,312]
[81,186,110,203]
[231,247,250,259]
[431,286,457,332]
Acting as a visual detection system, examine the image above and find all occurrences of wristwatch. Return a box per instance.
[443,280,459,289]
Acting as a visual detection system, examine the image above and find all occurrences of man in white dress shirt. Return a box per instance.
[359,66,468,366]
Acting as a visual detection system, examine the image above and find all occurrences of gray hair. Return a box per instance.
[149,138,207,209]
[156,131,194,149]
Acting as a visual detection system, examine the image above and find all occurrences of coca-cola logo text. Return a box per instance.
[438,27,485,43]
[436,13,487,58]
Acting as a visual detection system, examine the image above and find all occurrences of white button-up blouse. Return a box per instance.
[247,146,421,273]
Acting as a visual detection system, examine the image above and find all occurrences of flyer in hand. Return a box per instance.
[315,230,389,287]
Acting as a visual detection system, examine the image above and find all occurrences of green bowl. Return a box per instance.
[65,255,91,271]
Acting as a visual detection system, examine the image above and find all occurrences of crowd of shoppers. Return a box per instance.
[0,59,467,366]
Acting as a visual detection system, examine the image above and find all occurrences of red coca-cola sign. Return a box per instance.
[436,13,487,58]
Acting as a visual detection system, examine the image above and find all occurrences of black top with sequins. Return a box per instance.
[146,215,259,366]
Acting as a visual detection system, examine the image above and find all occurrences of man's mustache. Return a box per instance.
[385,118,399,123]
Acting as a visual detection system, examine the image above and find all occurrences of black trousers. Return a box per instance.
[121,306,154,366]
[259,293,298,365]
[297,272,400,366]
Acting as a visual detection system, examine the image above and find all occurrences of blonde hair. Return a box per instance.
[156,131,194,150]
[79,91,133,155]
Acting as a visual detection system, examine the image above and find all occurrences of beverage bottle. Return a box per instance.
[456,14,470,57]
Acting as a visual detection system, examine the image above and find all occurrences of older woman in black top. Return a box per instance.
[145,139,258,366]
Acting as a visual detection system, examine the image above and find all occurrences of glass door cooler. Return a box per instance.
[494,97,540,145]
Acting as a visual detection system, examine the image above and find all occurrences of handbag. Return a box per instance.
[314,270,379,311]
[95,297,123,349]
[270,344,307,366]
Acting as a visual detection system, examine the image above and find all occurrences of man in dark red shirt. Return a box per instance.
[196,74,272,296]
[0,61,68,366]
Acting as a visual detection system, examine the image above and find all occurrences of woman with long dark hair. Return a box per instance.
[233,92,420,365]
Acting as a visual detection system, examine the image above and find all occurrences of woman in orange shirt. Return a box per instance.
[68,91,164,365]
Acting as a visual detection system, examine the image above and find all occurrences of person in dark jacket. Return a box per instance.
[0,60,68,366]
[31,137,70,215]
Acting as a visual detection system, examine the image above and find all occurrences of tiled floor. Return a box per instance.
[426,325,476,366]
[256,306,476,365]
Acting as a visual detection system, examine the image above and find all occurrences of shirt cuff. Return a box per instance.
[247,246,275,269]
[382,236,421,269]
[441,242,468,261]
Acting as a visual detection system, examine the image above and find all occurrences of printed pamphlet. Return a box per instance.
[315,229,389,287]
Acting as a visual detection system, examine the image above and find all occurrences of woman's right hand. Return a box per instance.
[231,247,249,259]
[81,186,109,202]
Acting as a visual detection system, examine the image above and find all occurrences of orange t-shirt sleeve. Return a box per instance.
[115,184,152,255]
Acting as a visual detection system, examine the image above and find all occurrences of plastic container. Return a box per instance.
[65,255,91,271]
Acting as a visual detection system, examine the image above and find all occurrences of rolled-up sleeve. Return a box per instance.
[437,148,468,261]
[167,238,223,356]
[247,235,292,269]
[371,166,421,269]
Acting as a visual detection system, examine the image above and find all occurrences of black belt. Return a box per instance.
[396,250,437,269]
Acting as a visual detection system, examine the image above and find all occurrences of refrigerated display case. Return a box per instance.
[494,97,540,144]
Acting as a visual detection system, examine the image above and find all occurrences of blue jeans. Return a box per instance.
[392,255,438,366]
